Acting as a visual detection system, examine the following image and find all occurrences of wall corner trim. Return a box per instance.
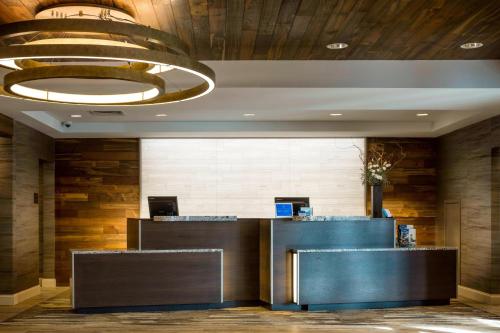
[458,285,500,304]
[39,278,57,288]
[0,285,41,305]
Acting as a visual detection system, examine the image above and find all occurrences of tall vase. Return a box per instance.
[371,184,383,218]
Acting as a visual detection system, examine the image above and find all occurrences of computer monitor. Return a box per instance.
[275,202,293,218]
[148,196,179,218]
[274,197,310,216]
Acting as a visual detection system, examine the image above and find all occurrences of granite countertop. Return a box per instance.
[71,249,223,254]
[150,216,238,222]
[131,216,392,222]
[274,216,394,222]
[291,247,457,253]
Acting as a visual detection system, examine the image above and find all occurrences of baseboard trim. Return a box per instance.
[0,285,41,305]
[39,278,57,288]
[458,285,500,304]
[75,301,263,313]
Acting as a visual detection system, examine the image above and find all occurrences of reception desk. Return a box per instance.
[127,217,260,303]
[259,217,397,309]
[71,249,223,310]
[292,248,457,310]
[69,216,457,312]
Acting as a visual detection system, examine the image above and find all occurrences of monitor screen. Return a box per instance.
[275,202,293,218]
[148,196,179,218]
[274,197,310,216]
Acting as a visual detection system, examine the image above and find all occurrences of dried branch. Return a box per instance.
[354,141,406,186]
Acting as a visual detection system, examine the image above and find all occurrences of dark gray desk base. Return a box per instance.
[75,300,263,313]
[292,248,457,309]
[267,299,449,311]
[259,218,396,306]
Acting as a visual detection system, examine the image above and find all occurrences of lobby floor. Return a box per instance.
[0,288,499,333]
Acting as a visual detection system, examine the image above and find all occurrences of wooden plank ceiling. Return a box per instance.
[0,0,498,60]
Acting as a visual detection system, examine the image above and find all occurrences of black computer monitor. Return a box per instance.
[148,196,179,218]
[274,197,309,216]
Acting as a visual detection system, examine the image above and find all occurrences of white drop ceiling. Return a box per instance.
[1,60,500,138]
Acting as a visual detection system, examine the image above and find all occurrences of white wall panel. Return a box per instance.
[141,138,365,218]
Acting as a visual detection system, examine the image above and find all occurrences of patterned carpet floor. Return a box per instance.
[1,289,500,332]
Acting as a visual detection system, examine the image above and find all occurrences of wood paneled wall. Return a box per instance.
[55,139,139,284]
[0,118,54,294]
[0,114,12,137]
[492,147,500,291]
[40,161,55,281]
[366,138,438,245]
[13,122,54,292]
[0,135,13,293]
[0,114,13,293]
[438,116,500,294]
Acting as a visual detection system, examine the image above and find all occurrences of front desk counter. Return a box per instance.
[291,247,457,311]
[259,217,398,310]
[127,216,261,304]
[70,216,457,312]
[71,249,223,311]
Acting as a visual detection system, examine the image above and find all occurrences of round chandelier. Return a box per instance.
[0,4,215,105]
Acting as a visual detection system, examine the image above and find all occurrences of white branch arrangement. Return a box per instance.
[354,143,406,186]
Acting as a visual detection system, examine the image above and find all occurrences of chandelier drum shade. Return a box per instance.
[0,4,215,106]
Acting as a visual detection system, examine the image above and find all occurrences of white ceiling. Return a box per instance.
[1,60,499,138]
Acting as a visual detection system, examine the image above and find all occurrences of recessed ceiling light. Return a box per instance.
[70,114,82,118]
[156,113,168,117]
[460,42,483,49]
[416,113,429,117]
[89,110,124,116]
[329,113,343,116]
[243,113,255,117]
[326,43,348,50]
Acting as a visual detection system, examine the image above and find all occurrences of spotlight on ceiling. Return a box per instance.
[156,114,168,117]
[416,113,429,117]
[326,43,348,50]
[243,113,255,117]
[460,42,483,49]
[70,114,82,118]
[329,113,343,116]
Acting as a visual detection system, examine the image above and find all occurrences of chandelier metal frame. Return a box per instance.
[0,9,215,106]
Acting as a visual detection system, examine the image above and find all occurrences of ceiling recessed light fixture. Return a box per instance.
[243,113,255,117]
[70,114,82,118]
[416,113,429,117]
[89,110,124,116]
[156,113,167,117]
[326,43,348,50]
[329,113,343,116]
[0,3,215,106]
[460,42,483,49]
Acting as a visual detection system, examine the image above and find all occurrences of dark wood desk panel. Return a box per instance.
[72,250,222,309]
[260,218,395,307]
[294,249,457,305]
[126,218,139,250]
[127,218,260,301]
